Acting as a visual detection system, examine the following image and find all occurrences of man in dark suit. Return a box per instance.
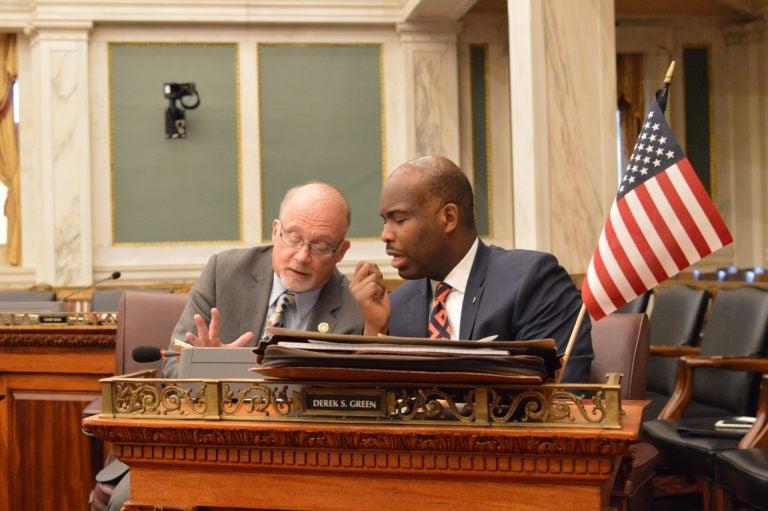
[350,155,593,383]
[162,181,364,378]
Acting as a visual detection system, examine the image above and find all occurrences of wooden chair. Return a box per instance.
[614,290,653,315]
[644,285,710,420]
[0,290,56,301]
[642,288,768,510]
[87,290,188,511]
[711,373,768,511]
[590,312,650,399]
[647,287,768,421]
[590,313,656,511]
[647,360,768,511]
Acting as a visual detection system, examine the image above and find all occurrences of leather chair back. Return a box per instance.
[614,290,652,314]
[0,290,56,301]
[115,290,189,375]
[92,288,172,312]
[647,285,710,395]
[693,286,768,416]
[590,312,650,400]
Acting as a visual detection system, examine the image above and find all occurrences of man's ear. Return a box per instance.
[335,239,351,261]
[441,203,459,234]
[271,219,280,243]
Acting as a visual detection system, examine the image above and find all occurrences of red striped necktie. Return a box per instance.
[428,282,452,339]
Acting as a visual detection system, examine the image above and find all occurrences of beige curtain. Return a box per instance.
[0,34,20,266]
[616,54,644,165]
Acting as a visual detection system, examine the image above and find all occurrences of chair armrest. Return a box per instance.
[649,345,700,357]
[744,374,768,449]
[659,356,768,420]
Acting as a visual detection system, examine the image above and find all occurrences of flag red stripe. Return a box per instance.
[656,170,711,258]
[604,219,647,295]
[634,184,690,270]
[591,246,625,310]
[616,197,668,282]
[676,158,733,245]
[581,281,606,321]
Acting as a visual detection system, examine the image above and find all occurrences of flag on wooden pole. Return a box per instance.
[581,91,732,321]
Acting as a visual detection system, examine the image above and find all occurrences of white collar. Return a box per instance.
[431,237,479,296]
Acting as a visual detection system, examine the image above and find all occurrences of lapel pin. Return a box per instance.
[318,322,330,333]
[472,297,477,304]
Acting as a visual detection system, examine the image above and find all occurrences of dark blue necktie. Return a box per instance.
[428,282,452,339]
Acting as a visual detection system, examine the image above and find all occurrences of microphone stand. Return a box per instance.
[59,271,122,312]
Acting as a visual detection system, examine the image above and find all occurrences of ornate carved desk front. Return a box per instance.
[0,317,116,511]
[83,400,645,511]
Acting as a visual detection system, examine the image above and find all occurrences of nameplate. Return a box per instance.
[38,315,68,324]
[302,389,386,417]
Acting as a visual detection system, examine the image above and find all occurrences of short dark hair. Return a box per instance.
[410,156,476,231]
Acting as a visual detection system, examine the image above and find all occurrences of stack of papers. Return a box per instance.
[254,328,561,384]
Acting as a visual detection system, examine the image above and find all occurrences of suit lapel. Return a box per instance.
[307,270,344,332]
[244,249,275,342]
[460,241,489,339]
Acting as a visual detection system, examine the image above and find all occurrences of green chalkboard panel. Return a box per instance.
[683,47,712,196]
[110,43,240,244]
[259,44,384,239]
[470,45,491,237]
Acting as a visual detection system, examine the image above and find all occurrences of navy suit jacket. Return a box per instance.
[388,241,593,383]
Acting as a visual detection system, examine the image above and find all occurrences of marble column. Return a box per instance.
[26,22,94,286]
[723,21,768,267]
[396,21,462,163]
[507,0,617,274]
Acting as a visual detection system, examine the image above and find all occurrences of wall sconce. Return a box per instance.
[164,82,200,139]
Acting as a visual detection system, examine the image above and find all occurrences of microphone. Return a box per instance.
[60,271,122,301]
[132,345,181,363]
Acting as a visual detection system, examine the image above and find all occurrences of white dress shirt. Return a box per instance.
[429,237,479,340]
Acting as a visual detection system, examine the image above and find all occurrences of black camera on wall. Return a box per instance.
[164,82,201,139]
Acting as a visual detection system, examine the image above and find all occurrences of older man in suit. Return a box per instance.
[162,181,364,378]
[99,183,364,511]
[350,155,593,383]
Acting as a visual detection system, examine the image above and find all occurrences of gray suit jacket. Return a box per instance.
[388,241,594,383]
[162,245,363,377]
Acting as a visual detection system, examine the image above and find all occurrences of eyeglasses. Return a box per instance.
[277,224,342,257]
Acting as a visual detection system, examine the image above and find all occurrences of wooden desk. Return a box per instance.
[83,402,645,511]
[0,324,116,511]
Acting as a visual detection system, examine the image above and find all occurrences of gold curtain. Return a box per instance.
[0,34,20,266]
[616,54,644,165]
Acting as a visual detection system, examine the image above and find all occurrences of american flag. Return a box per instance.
[582,97,732,320]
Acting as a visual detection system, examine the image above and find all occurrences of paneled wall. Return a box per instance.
[0,1,628,288]
[616,17,768,271]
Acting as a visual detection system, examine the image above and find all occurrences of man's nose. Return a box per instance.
[380,224,393,243]
[293,243,312,261]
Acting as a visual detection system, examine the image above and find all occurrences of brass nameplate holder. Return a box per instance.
[0,312,118,327]
[97,371,624,428]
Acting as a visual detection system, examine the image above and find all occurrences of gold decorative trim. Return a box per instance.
[92,424,623,477]
[97,371,624,429]
[0,327,115,348]
[108,42,243,247]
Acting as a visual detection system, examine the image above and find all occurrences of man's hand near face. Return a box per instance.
[350,261,391,336]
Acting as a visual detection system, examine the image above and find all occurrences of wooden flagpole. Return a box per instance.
[555,61,678,384]
[555,303,587,384]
